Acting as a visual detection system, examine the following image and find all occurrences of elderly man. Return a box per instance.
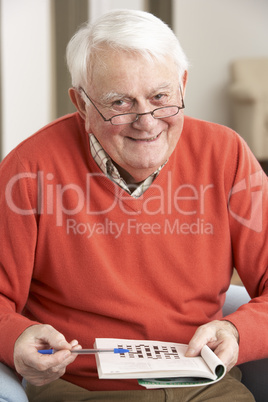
[0,9,267,401]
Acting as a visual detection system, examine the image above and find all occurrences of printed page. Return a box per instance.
[94,338,224,380]
[201,345,226,377]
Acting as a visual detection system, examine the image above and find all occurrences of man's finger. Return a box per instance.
[185,323,217,356]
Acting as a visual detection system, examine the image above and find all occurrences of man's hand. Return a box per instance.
[14,324,82,386]
[185,320,239,372]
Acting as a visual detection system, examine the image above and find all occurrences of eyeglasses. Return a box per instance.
[79,87,185,126]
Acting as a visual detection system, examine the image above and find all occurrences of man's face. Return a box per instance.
[84,47,186,183]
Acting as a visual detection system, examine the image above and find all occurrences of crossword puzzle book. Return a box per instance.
[94,338,226,388]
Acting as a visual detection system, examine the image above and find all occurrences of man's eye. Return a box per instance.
[113,100,125,106]
[111,99,132,111]
[154,93,168,102]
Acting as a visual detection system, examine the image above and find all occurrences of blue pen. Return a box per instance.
[38,348,129,355]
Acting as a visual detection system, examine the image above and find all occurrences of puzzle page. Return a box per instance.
[94,338,217,380]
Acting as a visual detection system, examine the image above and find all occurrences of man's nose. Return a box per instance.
[132,111,158,130]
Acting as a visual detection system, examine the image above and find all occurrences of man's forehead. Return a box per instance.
[89,46,178,88]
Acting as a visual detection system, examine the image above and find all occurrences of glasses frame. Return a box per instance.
[79,86,185,126]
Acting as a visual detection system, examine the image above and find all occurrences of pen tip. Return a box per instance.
[114,348,130,353]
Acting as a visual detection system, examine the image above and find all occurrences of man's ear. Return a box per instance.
[181,71,188,96]
[69,88,87,120]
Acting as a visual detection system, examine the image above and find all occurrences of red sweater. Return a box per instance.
[0,113,267,391]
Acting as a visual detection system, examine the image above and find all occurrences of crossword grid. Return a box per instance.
[117,344,180,360]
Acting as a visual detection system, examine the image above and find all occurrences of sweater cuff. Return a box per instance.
[0,315,40,369]
[223,310,267,365]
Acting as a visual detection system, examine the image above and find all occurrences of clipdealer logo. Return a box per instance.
[4,171,214,228]
[228,171,263,233]
[5,170,264,234]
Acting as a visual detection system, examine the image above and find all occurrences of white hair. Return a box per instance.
[66,9,188,89]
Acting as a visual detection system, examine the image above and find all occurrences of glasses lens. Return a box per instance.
[153,106,179,118]
[111,113,137,125]
[110,106,180,125]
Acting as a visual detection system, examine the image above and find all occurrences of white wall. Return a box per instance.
[1,0,53,157]
[0,0,145,158]
[89,0,145,21]
[173,0,268,127]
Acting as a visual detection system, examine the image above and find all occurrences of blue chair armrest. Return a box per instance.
[0,362,28,402]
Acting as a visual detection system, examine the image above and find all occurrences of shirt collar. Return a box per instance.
[88,133,166,198]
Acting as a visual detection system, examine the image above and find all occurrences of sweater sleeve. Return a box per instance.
[0,150,40,368]
[224,134,268,364]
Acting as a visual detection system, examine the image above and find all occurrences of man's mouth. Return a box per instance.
[128,132,162,142]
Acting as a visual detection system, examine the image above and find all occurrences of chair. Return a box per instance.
[0,362,28,402]
[0,285,267,401]
[229,58,268,160]
[223,285,268,401]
